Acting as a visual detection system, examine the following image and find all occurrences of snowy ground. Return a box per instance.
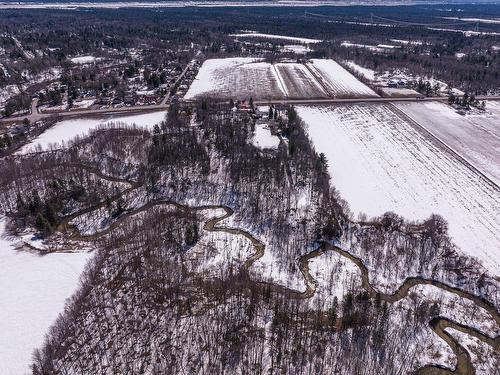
[297,104,500,275]
[427,27,500,37]
[307,249,363,309]
[0,217,91,375]
[280,44,312,54]
[442,16,500,25]
[396,101,500,185]
[70,55,97,64]
[250,245,307,293]
[274,63,328,98]
[251,123,280,149]
[186,58,376,100]
[231,32,321,44]
[185,57,284,100]
[341,41,385,52]
[0,68,61,106]
[20,111,166,152]
[381,87,420,97]
[344,60,375,81]
[0,84,21,105]
[307,59,378,98]
[70,98,96,109]
[389,39,423,45]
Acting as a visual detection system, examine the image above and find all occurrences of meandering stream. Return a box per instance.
[55,196,499,374]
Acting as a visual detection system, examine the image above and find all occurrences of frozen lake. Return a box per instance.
[20,111,166,153]
[0,218,91,375]
[2,111,166,373]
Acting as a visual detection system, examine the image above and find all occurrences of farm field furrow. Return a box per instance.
[274,63,328,99]
[396,101,500,186]
[184,57,285,100]
[306,59,379,98]
[297,104,500,274]
[185,58,377,101]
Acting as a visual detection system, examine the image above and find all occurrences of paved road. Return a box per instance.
[3,93,500,125]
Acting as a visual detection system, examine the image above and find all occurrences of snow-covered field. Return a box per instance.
[185,58,284,100]
[427,27,500,37]
[231,32,321,44]
[396,101,500,185]
[381,87,420,97]
[70,98,96,109]
[297,104,500,274]
[70,55,97,64]
[274,63,328,98]
[0,217,91,375]
[344,60,375,81]
[20,111,166,152]
[281,44,312,54]
[186,58,376,100]
[307,59,378,98]
[389,39,423,45]
[442,16,500,25]
[341,41,385,52]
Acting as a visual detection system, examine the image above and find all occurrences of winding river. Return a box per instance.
[55,193,499,374]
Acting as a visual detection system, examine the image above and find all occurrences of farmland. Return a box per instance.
[184,58,285,100]
[306,59,378,98]
[274,63,328,99]
[1,4,500,374]
[185,57,376,100]
[395,101,500,185]
[297,103,500,274]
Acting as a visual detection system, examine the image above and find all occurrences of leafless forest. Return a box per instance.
[0,101,497,374]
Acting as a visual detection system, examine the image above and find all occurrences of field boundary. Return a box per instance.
[303,62,334,98]
[389,103,500,191]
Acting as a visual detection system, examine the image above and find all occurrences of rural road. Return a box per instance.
[2,94,500,125]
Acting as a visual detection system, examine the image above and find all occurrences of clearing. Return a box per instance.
[274,63,328,98]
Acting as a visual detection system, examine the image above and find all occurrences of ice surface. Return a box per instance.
[20,111,166,152]
[0,217,91,375]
